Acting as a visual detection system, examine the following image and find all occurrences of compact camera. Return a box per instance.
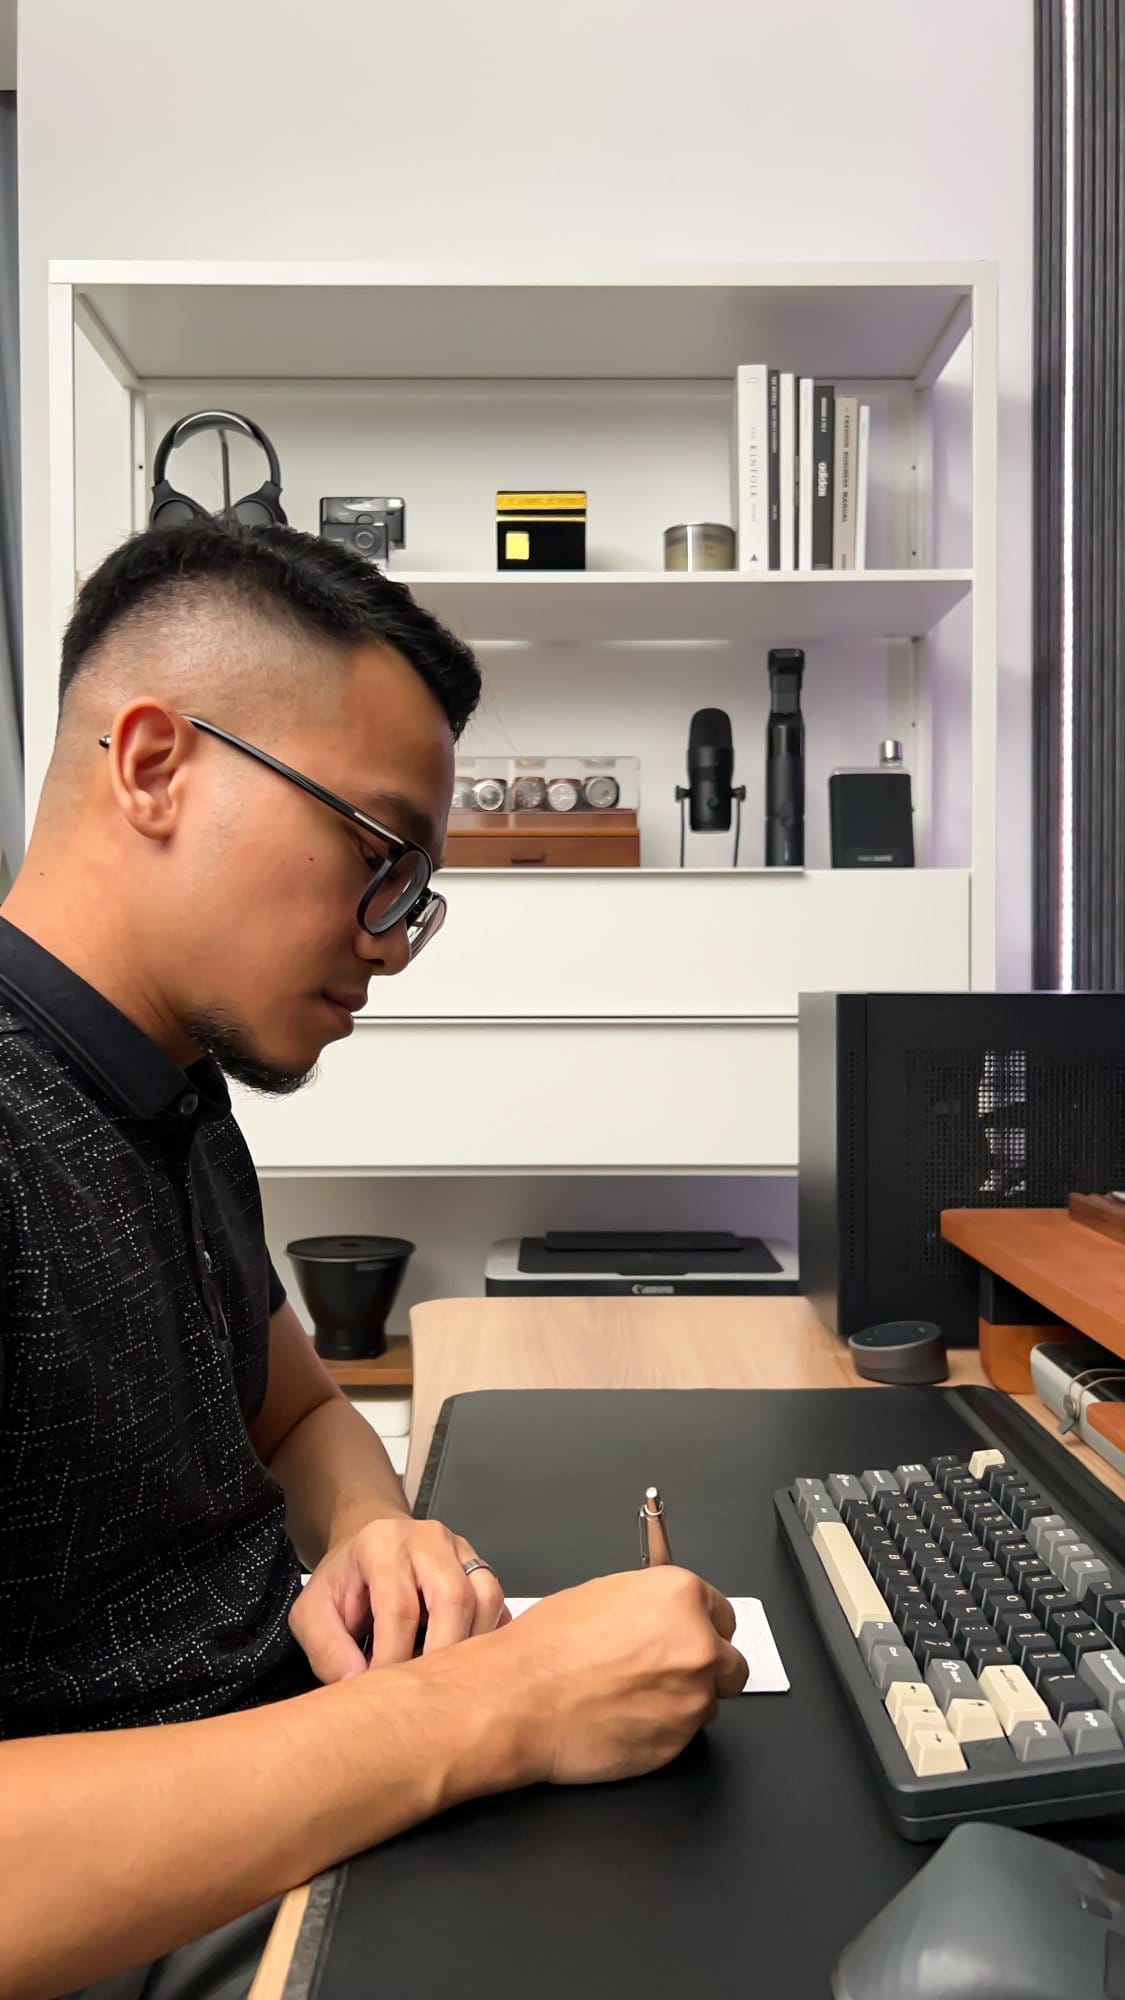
[319,496,406,565]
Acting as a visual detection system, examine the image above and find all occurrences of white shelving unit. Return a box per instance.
[36,259,998,1178]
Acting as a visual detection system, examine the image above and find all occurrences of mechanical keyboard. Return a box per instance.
[776,1437,1125,1838]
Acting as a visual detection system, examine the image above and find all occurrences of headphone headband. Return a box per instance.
[151,410,283,491]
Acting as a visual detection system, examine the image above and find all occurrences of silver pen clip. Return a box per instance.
[638,1485,672,1566]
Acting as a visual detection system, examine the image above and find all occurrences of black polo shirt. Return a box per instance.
[0,916,315,1739]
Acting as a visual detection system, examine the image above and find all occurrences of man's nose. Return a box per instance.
[356,919,411,976]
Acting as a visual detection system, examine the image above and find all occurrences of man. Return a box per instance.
[0,523,747,2000]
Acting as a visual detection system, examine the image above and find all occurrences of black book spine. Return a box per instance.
[767,367,781,571]
[812,383,835,570]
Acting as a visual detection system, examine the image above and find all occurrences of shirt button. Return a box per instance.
[179,1090,199,1117]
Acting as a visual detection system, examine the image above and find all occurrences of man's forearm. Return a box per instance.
[0,1637,531,2000]
[267,1391,410,1567]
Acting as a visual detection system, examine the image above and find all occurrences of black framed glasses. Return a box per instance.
[97,715,446,960]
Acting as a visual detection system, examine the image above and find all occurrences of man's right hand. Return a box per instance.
[479,1567,749,1786]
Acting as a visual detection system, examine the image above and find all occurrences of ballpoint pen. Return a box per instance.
[638,1485,673,1566]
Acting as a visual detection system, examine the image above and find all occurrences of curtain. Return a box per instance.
[0,89,22,881]
[1034,1,1125,989]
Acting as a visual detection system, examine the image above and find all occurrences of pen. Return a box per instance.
[638,1484,673,1566]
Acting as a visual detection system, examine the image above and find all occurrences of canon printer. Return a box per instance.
[485,1230,799,1298]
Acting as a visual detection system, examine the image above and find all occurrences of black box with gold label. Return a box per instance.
[496,490,586,570]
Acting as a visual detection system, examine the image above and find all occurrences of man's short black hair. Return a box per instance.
[59,520,481,738]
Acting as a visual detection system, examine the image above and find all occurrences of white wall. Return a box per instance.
[14,0,1034,1294]
[16,0,1034,981]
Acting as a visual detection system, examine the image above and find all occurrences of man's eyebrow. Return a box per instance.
[356,791,438,852]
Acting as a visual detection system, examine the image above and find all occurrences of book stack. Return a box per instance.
[733,367,871,574]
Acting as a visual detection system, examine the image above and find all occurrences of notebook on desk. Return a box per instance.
[302,1387,1125,2000]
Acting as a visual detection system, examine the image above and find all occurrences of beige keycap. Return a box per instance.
[906,1725,967,1776]
[811,1521,892,1636]
[969,1448,1006,1480]
[978,1663,1049,1731]
[893,1703,942,1753]
[885,1680,937,1725]
[947,1699,1004,1743]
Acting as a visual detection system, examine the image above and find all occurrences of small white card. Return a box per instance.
[503,1593,789,1695]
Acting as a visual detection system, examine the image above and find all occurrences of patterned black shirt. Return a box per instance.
[0,917,315,1738]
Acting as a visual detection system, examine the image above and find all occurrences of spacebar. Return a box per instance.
[812,1521,894,1637]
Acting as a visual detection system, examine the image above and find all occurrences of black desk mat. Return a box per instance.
[312,1387,1125,2000]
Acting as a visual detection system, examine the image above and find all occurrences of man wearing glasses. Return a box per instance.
[0,523,745,2000]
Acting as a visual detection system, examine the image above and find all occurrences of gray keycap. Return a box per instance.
[1028,1513,1067,1554]
[1058,1542,1099,1593]
[1062,1707,1122,1755]
[1009,1718,1070,1761]
[861,1469,899,1499]
[895,1463,931,1493]
[1064,1554,1111,1598]
[963,1736,1017,1772]
[1040,1526,1080,1574]
[925,1658,983,1712]
[859,1620,903,1666]
[1076,1648,1125,1724]
[792,1478,841,1531]
[826,1473,868,1508]
[869,1643,919,1695]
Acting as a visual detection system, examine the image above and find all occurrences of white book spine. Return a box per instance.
[797,377,814,572]
[833,394,859,570]
[778,371,796,572]
[735,363,770,571]
[854,402,871,571]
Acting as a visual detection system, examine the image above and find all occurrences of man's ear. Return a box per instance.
[103,701,197,842]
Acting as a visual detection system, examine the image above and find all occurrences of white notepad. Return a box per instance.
[503,1594,789,1694]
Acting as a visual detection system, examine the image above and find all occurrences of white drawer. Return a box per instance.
[360,869,970,1021]
[234,1020,797,1173]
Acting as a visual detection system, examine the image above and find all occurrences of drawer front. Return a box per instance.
[362,870,971,1021]
[234,1021,797,1173]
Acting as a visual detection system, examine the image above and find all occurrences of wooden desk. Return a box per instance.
[250,1293,1125,2000]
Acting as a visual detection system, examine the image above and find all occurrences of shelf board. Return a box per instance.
[321,1338,413,1389]
[61,260,980,384]
[398,570,971,646]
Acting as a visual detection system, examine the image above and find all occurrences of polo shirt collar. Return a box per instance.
[0,916,229,1125]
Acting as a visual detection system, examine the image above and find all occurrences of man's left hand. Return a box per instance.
[290,1516,511,1683]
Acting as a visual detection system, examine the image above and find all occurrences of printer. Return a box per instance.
[485,1230,799,1299]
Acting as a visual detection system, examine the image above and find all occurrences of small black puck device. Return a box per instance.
[847,1319,948,1385]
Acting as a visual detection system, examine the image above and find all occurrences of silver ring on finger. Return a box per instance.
[461,1557,496,1580]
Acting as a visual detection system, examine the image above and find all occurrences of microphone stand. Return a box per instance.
[675,785,747,868]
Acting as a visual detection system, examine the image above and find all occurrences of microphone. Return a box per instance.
[675,708,745,865]
[684,707,735,831]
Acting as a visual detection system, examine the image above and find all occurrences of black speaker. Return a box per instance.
[799,992,1125,1344]
[829,765,914,867]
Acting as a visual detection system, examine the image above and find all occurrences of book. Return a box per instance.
[797,377,815,571]
[854,402,871,570]
[767,367,781,571]
[779,371,796,571]
[734,363,770,570]
[833,394,859,570]
[811,383,835,570]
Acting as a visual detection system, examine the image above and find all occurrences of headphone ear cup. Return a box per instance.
[149,484,209,528]
[230,484,287,529]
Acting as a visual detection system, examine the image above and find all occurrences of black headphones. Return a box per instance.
[149,410,287,529]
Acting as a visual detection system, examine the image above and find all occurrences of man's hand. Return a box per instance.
[290,1515,511,1681]
[496,1568,749,1784]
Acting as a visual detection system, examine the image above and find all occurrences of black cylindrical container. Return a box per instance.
[286,1234,415,1361]
[765,647,805,866]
